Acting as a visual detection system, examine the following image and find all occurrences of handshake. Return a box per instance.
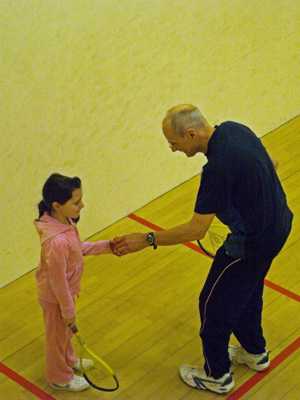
[109,232,154,256]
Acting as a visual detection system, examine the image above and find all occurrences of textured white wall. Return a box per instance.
[1,0,300,286]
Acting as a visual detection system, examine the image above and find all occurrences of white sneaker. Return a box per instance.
[50,374,90,392]
[179,365,234,394]
[73,358,94,371]
[229,345,270,371]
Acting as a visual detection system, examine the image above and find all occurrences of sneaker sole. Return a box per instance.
[229,346,270,372]
[49,383,90,392]
[179,366,234,394]
[193,375,235,394]
[245,360,270,372]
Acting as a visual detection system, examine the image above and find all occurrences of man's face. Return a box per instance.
[163,124,199,157]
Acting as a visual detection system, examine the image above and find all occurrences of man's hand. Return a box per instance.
[112,233,149,256]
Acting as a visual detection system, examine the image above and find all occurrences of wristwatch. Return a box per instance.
[146,232,157,249]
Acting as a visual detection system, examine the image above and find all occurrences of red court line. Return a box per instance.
[0,362,56,400]
[226,336,300,399]
[128,213,300,303]
[128,213,206,256]
[264,279,300,303]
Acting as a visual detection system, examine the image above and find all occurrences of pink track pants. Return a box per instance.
[39,300,77,384]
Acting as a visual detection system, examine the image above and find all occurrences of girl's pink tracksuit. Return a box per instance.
[34,213,111,384]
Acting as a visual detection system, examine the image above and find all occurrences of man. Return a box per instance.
[112,104,293,394]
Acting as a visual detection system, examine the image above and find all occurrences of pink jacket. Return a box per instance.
[34,213,111,319]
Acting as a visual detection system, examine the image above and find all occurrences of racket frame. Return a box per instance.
[72,327,119,392]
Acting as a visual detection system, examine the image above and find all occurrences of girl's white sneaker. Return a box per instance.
[50,374,90,392]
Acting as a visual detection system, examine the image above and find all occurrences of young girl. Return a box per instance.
[34,173,114,392]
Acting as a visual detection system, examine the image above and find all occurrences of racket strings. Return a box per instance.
[197,220,229,257]
[74,333,119,391]
[83,355,119,392]
[208,230,225,247]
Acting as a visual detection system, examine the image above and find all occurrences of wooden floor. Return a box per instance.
[1,116,300,399]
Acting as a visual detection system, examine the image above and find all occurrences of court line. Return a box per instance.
[128,213,207,255]
[263,280,300,303]
[226,336,300,399]
[128,213,300,303]
[0,361,56,400]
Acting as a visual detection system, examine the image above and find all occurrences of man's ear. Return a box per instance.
[185,127,197,138]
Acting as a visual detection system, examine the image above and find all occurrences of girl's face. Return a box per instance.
[53,188,84,221]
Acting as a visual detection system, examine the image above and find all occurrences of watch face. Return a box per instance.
[147,233,154,245]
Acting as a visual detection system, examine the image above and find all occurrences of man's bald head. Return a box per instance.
[162,104,208,137]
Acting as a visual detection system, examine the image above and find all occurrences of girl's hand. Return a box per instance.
[110,239,122,256]
[112,233,149,256]
[64,316,76,329]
